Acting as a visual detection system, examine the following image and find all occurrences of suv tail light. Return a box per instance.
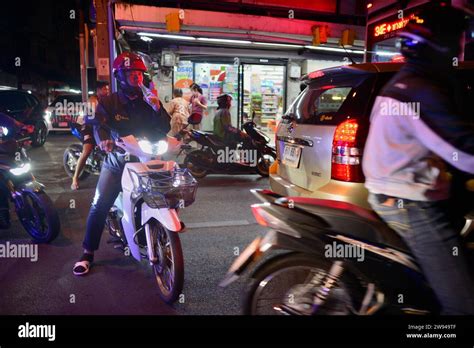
[331,119,364,182]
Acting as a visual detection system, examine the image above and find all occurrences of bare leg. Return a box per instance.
[71,143,94,190]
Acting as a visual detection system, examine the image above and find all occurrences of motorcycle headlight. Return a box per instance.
[1,127,8,136]
[138,140,153,155]
[10,163,31,176]
[155,140,168,155]
[138,139,168,156]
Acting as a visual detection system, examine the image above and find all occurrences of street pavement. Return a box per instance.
[0,133,270,315]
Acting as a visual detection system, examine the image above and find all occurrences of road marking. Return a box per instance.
[186,220,252,229]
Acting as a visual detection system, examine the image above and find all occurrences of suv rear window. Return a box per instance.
[293,72,375,125]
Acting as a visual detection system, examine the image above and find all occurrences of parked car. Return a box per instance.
[270,62,474,209]
[45,94,84,132]
[0,90,49,147]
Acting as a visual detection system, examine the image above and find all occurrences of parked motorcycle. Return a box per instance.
[220,187,474,315]
[103,132,198,303]
[63,122,104,180]
[181,120,276,178]
[0,124,60,243]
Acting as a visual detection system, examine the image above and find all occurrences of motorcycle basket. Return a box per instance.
[130,168,198,209]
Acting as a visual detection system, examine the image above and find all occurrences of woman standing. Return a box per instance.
[167,88,190,136]
[189,83,207,129]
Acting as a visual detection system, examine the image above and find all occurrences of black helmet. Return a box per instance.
[217,93,232,109]
[398,1,468,61]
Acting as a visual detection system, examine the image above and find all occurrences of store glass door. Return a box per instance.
[241,64,285,138]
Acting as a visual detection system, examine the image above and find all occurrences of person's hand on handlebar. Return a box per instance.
[99,139,115,153]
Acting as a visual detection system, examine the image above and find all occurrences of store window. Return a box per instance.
[174,61,238,131]
[194,63,238,131]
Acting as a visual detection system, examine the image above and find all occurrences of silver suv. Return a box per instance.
[271,62,474,209]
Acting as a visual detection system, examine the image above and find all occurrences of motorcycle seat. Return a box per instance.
[205,134,226,148]
[277,197,410,254]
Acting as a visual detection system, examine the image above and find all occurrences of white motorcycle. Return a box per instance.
[105,133,198,303]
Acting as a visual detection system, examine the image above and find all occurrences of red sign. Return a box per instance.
[373,13,422,38]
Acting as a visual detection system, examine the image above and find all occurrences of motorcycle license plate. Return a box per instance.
[282,144,302,168]
[58,122,68,127]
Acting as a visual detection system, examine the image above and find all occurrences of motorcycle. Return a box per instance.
[102,131,198,303]
[181,119,276,178]
[0,125,60,243]
[220,187,474,315]
[63,122,105,180]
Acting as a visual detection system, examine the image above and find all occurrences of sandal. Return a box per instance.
[73,253,94,276]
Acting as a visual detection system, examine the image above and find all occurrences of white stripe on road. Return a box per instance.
[186,220,252,229]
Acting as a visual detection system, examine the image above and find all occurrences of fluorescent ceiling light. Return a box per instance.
[374,51,399,57]
[253,42,304,48]
[197,37,251,44]
[304,45,365,55]
[138,32,196,41]
[140,36,153,42]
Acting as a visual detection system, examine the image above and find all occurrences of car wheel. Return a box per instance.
[32,122,47,147]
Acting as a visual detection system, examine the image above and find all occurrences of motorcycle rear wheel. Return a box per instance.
[256,153,276,177]
[150,220,184,304]
[63,144,90,180]
[184,151,209,178]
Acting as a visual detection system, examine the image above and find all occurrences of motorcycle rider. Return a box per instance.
[0,112,25,229]
[213,93,250,148]
[73,52,171,276]
[71,81,110,190]
[362,2,474,314]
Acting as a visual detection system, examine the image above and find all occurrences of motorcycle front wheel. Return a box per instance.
[15,189,60,243]
[149,220,184,303]
[63,144,89,180]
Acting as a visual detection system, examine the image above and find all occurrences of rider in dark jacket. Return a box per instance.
[73,52,171,276]
[363,2,474,314]
[213,94,249,147]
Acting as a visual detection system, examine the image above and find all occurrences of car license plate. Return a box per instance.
[58,122,69,127]
[282,144,302,168]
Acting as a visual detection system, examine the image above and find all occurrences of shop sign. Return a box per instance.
[373,13,422,37]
